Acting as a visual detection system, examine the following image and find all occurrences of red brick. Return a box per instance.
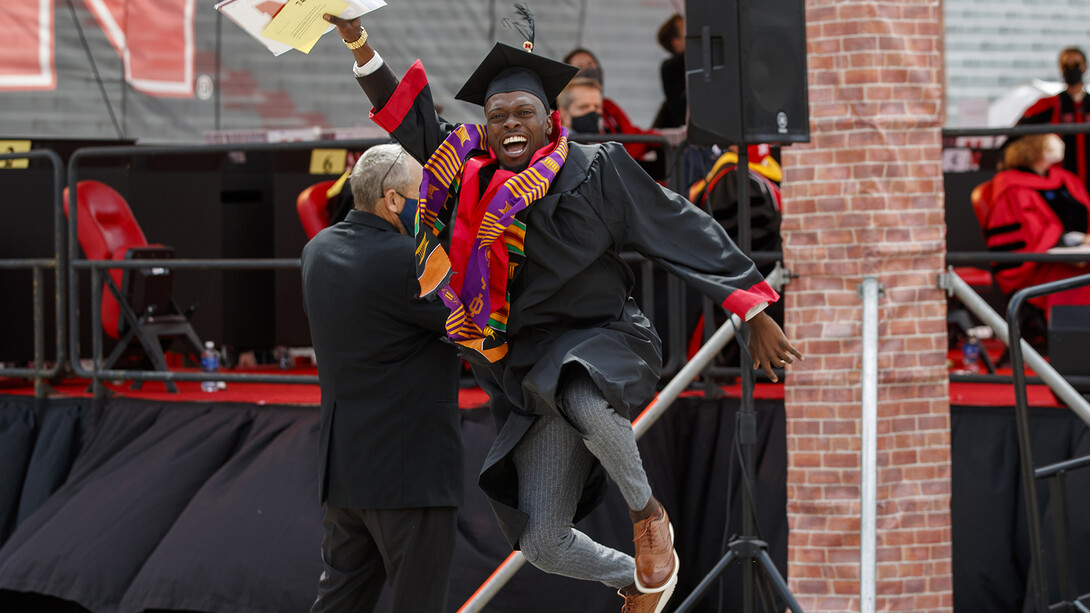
[787,1,949,607]
[832,580,860,594]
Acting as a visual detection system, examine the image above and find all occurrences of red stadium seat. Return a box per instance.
[63,180,203,391]
[296,180,336,239]
[970,179,994,230]
[64,180,146,339]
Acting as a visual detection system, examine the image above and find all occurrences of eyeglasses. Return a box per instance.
[379,147,404,196]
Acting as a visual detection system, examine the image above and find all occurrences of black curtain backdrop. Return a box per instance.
[0,396,1086,612]
[0,397,90,545]
[950,404,1090,613]
[0,395,786,613]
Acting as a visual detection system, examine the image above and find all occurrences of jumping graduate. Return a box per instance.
[324,7,802,612]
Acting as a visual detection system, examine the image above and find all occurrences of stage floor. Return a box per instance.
[0,362,1067,409]
[0,338,1072,405]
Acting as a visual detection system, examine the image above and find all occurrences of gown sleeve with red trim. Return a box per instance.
[358,60,459,168]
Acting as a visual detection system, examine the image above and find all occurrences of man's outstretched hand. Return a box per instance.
[323,14,362,42]
[747,311,803,383]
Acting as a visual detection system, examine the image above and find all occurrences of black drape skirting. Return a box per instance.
[0,395,1087,612]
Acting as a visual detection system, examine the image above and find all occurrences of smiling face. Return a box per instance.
[484,90,554,172]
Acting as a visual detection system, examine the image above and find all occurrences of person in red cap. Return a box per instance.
[324,7,802,612]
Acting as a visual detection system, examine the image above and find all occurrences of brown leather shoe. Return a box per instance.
[633,506,679,592]
[618,575,678,613]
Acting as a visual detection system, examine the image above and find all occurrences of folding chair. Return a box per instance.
[64,180,203,392]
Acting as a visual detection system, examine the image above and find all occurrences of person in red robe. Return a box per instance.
[981,133,1090,314]
[1017,47,1090,191]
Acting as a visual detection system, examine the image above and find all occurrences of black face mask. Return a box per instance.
[1063,66,1084,86]
[398,197,418,235]
[570,111,602,134]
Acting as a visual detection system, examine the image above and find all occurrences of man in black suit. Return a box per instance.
[301,143,463,613]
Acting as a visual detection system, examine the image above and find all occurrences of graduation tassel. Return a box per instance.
[503,3,536,52]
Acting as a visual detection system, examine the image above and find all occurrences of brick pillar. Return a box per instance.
[779,1,952,610]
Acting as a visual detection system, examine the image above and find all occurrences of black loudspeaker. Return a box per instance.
[1049,306,1090,378]
[685,0,810,145]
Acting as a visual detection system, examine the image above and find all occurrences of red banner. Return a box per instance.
[83,0,195,97]
[0,0,56,90]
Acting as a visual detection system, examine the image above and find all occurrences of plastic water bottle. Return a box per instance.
[274,345,292,370]
[201,341,220,393]
[962,335,982,374]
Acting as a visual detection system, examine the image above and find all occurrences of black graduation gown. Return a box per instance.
[360,60,779,547]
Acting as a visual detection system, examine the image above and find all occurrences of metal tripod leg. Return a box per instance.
[674,537,805,613]
[673,259,806,613]
[672,549,738,612]
[757,547,804,613]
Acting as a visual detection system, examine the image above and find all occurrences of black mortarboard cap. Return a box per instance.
[455,42,579,109]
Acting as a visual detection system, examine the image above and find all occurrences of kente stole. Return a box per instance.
[413,122,569,362]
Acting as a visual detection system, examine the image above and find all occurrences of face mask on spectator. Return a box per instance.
[571,111,602,134]
[1063,66,1084,86]
[398,197,418,234]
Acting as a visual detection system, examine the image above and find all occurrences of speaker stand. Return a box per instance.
[672,404,804,613]
[674,145,805,613]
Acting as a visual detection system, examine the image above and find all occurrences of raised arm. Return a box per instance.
[324,14,457,165]
[324,16,395,106]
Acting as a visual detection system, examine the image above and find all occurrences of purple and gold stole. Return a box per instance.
[413,122,569,362]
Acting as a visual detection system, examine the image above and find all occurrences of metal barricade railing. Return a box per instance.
[0,149,67,397]
[947,251,1090,267]
[943,122,1090,139]
[939,268,1090,409]
[568,131,687,195]
[945,249,1090,387]
[940,267,1090,613]
[1007,273,1090,613]
[66,139,392,394]
[1035,455,1090,613]
[64,134,692,394]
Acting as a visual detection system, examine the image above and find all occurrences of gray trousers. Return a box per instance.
[512,368,654,588]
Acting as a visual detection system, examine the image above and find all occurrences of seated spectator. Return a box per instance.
[561,48,657,161]
[689,144,783,196]
[981,133,1090,314]
[652,13,686,129]
[689,144,783,275]
[556,77,605,133]
[683,143,786,370]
